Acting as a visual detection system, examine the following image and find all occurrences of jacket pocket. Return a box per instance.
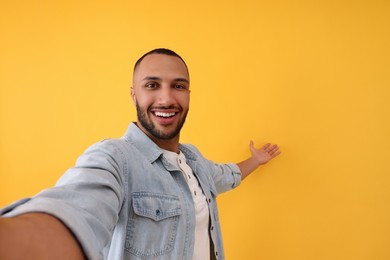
[125,192,182,259]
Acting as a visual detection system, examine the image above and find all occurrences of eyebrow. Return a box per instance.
[142,76,189,84]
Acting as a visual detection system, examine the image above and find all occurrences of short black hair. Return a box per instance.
[133,48,188,73]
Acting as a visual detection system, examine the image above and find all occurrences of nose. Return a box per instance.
[156,85,175,107]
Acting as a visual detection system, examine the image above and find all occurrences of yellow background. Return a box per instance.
[1,1,389,259]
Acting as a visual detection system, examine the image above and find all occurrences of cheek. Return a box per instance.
[134,95,153,108]
[179,94,190,107]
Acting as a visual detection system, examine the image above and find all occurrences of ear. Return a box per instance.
[130,87,136,105]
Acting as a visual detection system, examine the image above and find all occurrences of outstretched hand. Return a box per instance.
[249,141,281,166]
[237,141,281,180]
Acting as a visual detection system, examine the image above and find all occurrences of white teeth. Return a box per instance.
[155,111,175,117]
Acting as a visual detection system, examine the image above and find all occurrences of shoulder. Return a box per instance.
[180,143,198,152]
[180,143,211,163]
[76,138,132,167]
[180,143,202,156]
[83,138,127,155]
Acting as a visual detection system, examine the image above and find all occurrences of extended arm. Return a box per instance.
[0,213,85,259]
[0,139,126,259]
[237,141,281,180]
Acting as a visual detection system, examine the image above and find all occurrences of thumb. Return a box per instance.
[249,140,255,152]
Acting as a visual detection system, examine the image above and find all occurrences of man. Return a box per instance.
[0,48,280,260]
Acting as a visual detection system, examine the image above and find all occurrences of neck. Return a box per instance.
[153,137,180,153]
[135,122,180,153]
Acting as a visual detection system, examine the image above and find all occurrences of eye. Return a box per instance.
[173,84,188,90]
[145,82,158,89]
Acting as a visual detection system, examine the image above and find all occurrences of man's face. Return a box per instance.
[132,54,190,142]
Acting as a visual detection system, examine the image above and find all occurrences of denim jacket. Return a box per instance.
[1,122,242,260]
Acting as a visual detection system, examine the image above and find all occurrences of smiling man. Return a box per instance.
[132,51,190,151]
[0,48,280,260]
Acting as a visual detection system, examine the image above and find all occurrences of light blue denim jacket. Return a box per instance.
[1,122,242,260]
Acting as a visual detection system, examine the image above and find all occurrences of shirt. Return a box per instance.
[1,122,242,260]
[162,149,210,260]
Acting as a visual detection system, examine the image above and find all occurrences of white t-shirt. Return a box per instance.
[162,149,210,260]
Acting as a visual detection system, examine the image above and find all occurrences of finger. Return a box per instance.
[271,151,281,158]
[262,143,271,150]
[249,140,255,150]
[249,140,257,153]
[268,145,279,153]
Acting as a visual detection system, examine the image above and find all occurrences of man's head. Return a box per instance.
[131,48,190,148]
[133,48,189,75]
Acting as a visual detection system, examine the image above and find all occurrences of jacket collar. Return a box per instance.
[122,122,198,163]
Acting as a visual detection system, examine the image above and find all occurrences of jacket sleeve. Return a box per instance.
[183,144,242,194]
[208,162,242,194]
[1,139,126,260]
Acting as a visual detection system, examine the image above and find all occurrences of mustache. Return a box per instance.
[149,105,182,111]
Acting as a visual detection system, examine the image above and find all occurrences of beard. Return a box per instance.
[136,103,189,140]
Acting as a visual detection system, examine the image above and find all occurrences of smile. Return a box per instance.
[154,111,176,118]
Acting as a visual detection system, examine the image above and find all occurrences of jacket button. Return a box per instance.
[156,209,161,215]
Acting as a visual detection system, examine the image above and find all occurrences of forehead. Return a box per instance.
[133,54,189,82]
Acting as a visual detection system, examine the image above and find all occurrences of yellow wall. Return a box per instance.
[1,1,389,259]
